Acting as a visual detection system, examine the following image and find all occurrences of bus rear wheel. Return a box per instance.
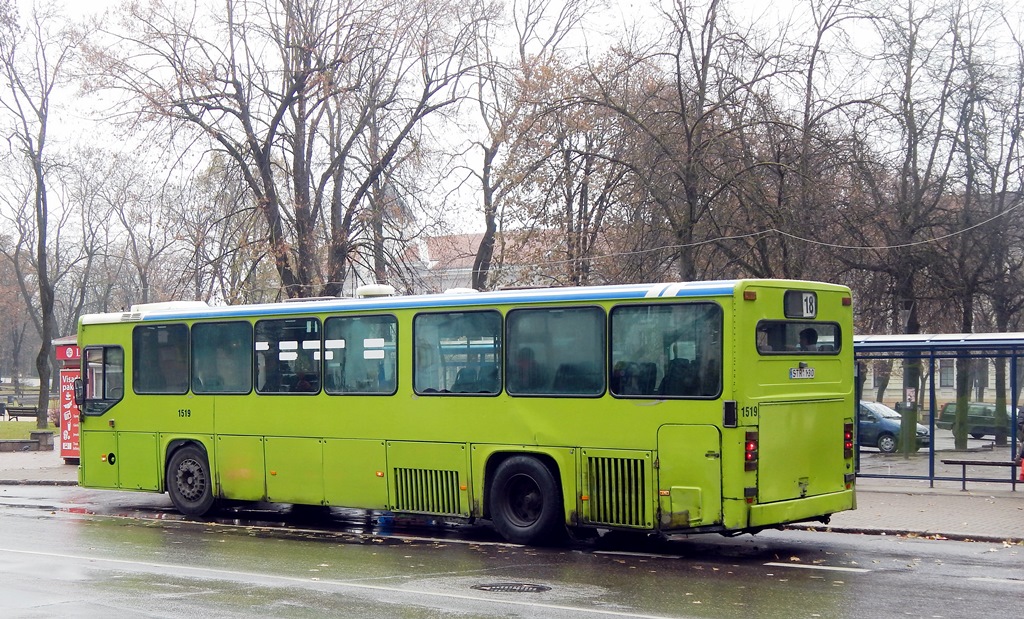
[167,445,216,517]
[489,456,564,545]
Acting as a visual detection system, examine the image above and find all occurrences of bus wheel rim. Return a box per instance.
[176,458,207,502]
[506,474,542,526]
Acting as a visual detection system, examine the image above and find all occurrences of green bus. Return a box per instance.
[75,279,856,544]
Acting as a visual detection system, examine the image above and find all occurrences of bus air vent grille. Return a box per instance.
[586,456,647,527]
[393,468,462,515]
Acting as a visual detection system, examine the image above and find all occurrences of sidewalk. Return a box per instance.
[1,448,1021,543]
[0,447,78,486]
[807,477,1023,543]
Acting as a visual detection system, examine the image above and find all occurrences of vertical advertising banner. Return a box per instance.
[59,369,81,460]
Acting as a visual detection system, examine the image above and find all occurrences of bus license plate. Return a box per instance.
[790,368,815,379]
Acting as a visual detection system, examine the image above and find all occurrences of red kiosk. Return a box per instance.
[52,335,81,464]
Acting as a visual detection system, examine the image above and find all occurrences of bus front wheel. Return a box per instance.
[167,445,216,517]
[489,456,564,545]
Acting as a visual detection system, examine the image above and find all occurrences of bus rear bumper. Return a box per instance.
[748,488,855,528]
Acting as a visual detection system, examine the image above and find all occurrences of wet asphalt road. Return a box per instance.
[0,486,1021,618]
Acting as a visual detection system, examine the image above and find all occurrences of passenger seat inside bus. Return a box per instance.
[452,367,478,393]
[292,373,318,392]
[658,358,699,396]
[477,366,499,393]
[612,361,658,395]
[552,363,602,394]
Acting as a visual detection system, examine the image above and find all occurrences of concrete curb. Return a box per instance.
[0,479,78,487]
[789,523,1024,545]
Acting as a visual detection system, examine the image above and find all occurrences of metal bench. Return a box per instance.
[3,405,38,421]
[940,458,1021,491]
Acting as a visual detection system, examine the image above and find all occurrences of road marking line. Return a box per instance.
[764,562,869,573]
[0,547,675,618]
[969,577,1024,585]
[594,550,683,560]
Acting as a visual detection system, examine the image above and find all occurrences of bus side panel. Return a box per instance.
[117,432,159,490]
[80,430,118,489]
[216,435,267,501]
[386,442,471,517]
[656,425,722,529]
[323,439,388,509]
[113,395,215,435]
[265,437,324,505]
[579,448,654,530]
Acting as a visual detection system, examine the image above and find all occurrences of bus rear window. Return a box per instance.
[756,321,840,354]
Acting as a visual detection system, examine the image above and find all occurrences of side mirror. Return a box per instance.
[73,378,84,406]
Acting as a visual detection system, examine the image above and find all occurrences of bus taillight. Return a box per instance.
[843,423,854,458]
[744,432,758,471]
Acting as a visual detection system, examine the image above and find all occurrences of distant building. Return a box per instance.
[409,233,482,292]
[398,231,561,293]
[861,356,1021,418]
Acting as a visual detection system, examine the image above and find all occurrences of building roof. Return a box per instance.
[854,332,1024,353]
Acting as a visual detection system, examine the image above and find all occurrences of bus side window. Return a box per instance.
[610,302,722,399]
[414,310,501,396]
[133,324,189,394]
[509,346,548,393]
[451,367,478,392]
[255,318,321,395]
[82,346,124,414]
[324,315,397,395]
[478,365,499,393]
[551,362,602,395]
[192,321,252,394]
[506,306,604,397]
[414,338,440,392]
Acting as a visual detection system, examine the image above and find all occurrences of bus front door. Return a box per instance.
[79,429,118,489]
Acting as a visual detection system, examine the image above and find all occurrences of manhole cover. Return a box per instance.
[471,583,551,593]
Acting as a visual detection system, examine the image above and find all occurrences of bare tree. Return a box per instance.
[467,0,587,289]
[982,19,1024,339]
[0,0,82,428]
[498,59,641,286]
[938,0,1024,445]
[586,0,788,281]
[842,0,961,338]
[707,0,871,282]
[91,0,489,298]
[175,154,276,304]
[0,250,31,395]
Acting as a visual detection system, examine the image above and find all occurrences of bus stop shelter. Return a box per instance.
[854,333,1023,490]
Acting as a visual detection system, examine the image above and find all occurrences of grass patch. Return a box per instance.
[0,421,39,440]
